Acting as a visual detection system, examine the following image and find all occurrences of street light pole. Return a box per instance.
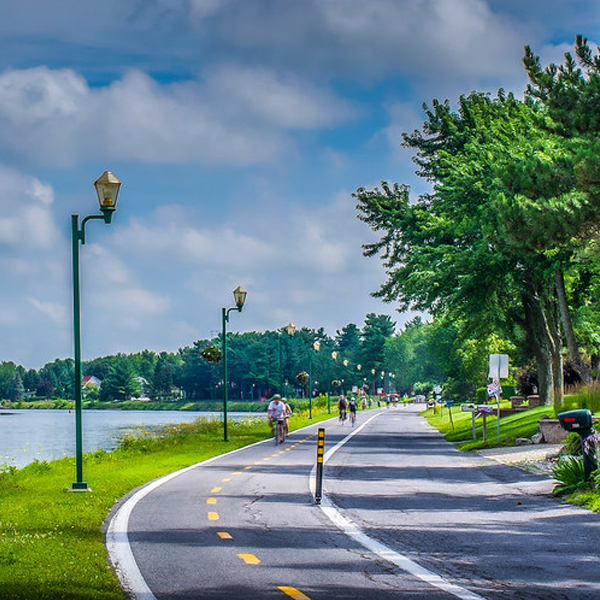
[71,171,122,491]
[279,323,296,394]
[308,340,320,420]
[221,286,247,442]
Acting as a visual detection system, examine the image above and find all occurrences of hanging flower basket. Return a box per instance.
[200,345,222,363]
[331,379,341,388]
[296,371,309,384]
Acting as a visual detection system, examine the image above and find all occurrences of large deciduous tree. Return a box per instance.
[356,49,600,410]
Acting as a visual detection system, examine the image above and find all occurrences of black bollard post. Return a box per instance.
[315,428,325,504]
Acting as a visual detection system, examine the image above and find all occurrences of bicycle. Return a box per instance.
[274,419,286,445]
[339,409,347,424]
[349,410,356,426]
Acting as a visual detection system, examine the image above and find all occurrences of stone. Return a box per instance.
[516,437,534,446]
[531,432,544,444]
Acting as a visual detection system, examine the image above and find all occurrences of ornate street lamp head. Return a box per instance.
[285,322,296,336]
[94,171,122,223]
[232,286,247,310]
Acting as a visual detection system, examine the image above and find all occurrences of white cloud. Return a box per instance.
[0,166,59,249]
[26,298,68,324]
[0,65,354,167]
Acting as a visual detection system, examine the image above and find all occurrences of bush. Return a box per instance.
[552,455,587,495]
[442,379,475,403]
[563,432,583,456]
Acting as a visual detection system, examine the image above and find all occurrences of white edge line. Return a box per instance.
[106,417,338,600]
[310,413,488,600]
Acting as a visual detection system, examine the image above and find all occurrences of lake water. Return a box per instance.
[0,409,256,469]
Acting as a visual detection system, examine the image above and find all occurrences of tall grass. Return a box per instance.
[562,382,600,414]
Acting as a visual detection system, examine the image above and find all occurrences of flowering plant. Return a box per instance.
[200,345,222,363]
[296,371,309,384]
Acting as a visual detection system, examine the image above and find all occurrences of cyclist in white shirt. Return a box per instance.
[267,395,286,430]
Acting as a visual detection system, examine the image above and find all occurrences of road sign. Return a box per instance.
[461,403,476,412]
[488,354,509,379]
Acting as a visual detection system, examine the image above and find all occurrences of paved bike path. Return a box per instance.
[107,407,600,599]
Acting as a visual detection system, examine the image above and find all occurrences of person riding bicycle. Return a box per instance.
[349,396,357,416]
[267,395,286,432]
[338,394,348,422]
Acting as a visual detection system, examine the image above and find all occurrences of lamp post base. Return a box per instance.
[69,482,92,492]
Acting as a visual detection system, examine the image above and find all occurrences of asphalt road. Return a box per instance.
[107,406,600,600]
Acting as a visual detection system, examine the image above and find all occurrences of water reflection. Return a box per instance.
[0,409,255,469]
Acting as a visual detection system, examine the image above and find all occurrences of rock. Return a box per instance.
[539,413,551,421]
[546,450,562,460]
[516,437,534,446]
[531,432,544,444]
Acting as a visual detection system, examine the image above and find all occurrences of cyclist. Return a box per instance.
[348,396,358,425]
[267,395,286,442]
[338,394,348,423]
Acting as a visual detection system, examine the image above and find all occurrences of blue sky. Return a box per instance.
[0,0,598,368]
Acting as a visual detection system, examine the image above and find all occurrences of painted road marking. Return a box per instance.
[222,477,232,482]
[217,532,233,540]
[211,487,222,493]
[312,413,487,600]
[244,465,252,470]
[207,512,219,521]
[278,586,311,600]
[107,432,277,600]
[206,498,217,505]
[254,461,262,465]
[232,471,242,475]
[238,553,261,565]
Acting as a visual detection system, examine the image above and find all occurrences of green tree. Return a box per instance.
[355,84,597,410]
[359,314,395,373]
[100,359,139,401]
[7,372,25,401]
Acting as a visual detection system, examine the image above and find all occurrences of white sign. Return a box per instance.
[478,405,494,414]
[461,403,476,412]
[488,354,509,379]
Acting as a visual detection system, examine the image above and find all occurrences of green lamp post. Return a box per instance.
[328,350,338,414]
[308,340,320,419]
[221,286,247,442]
[71,171,122,491]
[279,322,296,394]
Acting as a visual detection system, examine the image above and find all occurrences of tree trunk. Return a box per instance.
[521,277,564,410]
[555,268,591,383]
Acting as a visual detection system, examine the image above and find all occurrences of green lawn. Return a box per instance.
[0,409,337,599]
[424,403,554,450]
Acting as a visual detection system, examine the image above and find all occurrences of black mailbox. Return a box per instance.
[558,409,593,432]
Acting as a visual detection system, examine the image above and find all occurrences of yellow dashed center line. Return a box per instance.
[232,471,242,476]
[278,586,311,599]
[206,498,217,505]
[207,512,219,521]
[217,531,233,540]
[244,466,252,470]
[211,487,222,493]
[222,477,232,482]
[238,553,261,565]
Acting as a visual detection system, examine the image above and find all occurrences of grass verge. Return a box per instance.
[0,408,338,599]
[423,403,553,450]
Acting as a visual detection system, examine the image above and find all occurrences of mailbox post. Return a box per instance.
[558,409,597,479]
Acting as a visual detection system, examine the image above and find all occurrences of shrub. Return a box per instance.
[552,455,587,495]
[563,432,583,456]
